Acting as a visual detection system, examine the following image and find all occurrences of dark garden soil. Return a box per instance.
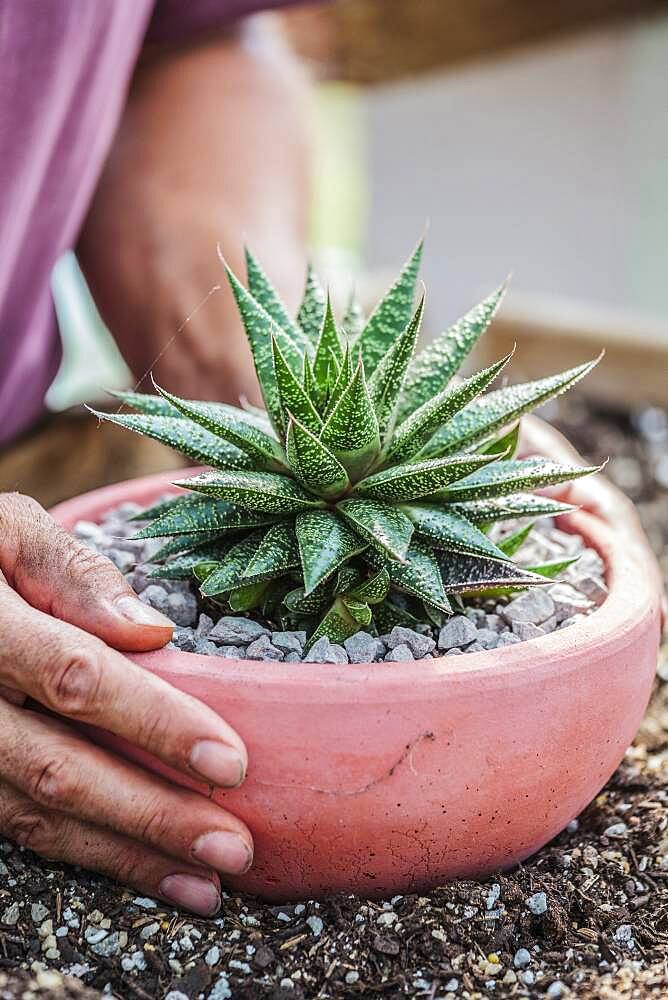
[1,398,666,1000]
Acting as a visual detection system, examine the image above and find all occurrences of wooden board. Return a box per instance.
[283,0,668,83]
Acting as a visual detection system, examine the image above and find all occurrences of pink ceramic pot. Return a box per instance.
[51,469,662,901]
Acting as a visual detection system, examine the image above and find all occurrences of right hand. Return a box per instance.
[0,492,254,916]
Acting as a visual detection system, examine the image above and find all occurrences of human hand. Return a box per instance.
[0,493,253,915]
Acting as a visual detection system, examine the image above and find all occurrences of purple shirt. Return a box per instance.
[0,0,289,446]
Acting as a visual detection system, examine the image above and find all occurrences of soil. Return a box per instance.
[0,398,666,1000]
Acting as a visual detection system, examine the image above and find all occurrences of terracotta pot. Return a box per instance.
[51,468,662,901]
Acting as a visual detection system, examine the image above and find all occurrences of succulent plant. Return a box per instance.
[93,242,600,647]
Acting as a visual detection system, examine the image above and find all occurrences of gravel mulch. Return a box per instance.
[0,398,666,1000]
[74,503,608,666]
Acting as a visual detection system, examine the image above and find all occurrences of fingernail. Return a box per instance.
[190,740,245,788]
[115,595,174,630]
[159,874,220,916]
[192,831,253,875]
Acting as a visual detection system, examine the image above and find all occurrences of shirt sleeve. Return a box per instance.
[145,0,297,44]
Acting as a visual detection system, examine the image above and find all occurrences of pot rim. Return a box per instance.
[51,467,660,696]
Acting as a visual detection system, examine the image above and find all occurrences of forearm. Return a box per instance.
[78,19,310,404]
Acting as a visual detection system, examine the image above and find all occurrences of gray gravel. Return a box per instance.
[74,504,607,665]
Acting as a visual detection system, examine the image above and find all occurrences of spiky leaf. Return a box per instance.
[133,497,277,538]
[386,352,513,465]
[151,382,285,469]
[320,361,381,480]
[438,552,549,593]
[369,296,424,437]
[88,410,253,470]
[441,458,601,503]
[245,247,310,351]
[296,510,367,594]
[175,469,325,513]
[229,580,271,612]
[312,295,344,398]
[355,453,497,504]
[401,504,508,561]
[308,596,361,648]
[148,542,233,580]
[451,493,576,525]
[242,522,300,583]
[150,530,224,562]
[272,336,322,433]
[398,283,506,418]
[297,264,327,344]
[356,240,423,373]
[337,498,414,562]
[383,540,452,613]
[199,530,267,596]
[285,415,350,498]
[224,263,303,430]
[348,567,390,605]
[421,357,601,458]
[498,521,534,557]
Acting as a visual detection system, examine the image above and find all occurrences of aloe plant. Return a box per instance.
[93,242,601,648]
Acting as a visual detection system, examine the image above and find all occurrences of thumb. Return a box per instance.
[0,493,173,652]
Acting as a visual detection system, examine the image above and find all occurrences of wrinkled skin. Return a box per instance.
[0,492,254,916]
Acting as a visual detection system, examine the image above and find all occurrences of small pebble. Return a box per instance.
[525,892,548,915]
[271,631,306,654]
[386,626,435,658]
[438,616,477,650]
[303,637,348,664]
[344,632,385,663]
[513,948,531,969]
[385,643,415,662]
[502,590,555,626]
[209,616,269,645]
[246,635,285,661]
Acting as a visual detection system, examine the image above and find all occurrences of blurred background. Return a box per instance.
[44,0,667,579]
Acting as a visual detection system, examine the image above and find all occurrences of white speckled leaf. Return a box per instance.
[400,504,509,561]
[297,263,326,345]
[286,415,350,499]
[451,493,576,525]
[386,352,513,465]
[152,381,285,470]
[241,522,300,583]
[224,263,303,431]
[437,552,548,593]
[386,539,451,613]
[133,497,278,538]
[88,409,253,471]
[398,282,506,419]
[320,361,381,481]
[296,510,367,594]
[336,498,414,562]
[199,530,268,596]
[354,453,496,504]
[369,296,424,438]
[356,240,423,374]
[245,247,312,354]
[421,358,601,458]
[440,458,601,503]
[272,335,322,434]
[312,295,345,403]
[308,596,361,649]
[174,469,325,513]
